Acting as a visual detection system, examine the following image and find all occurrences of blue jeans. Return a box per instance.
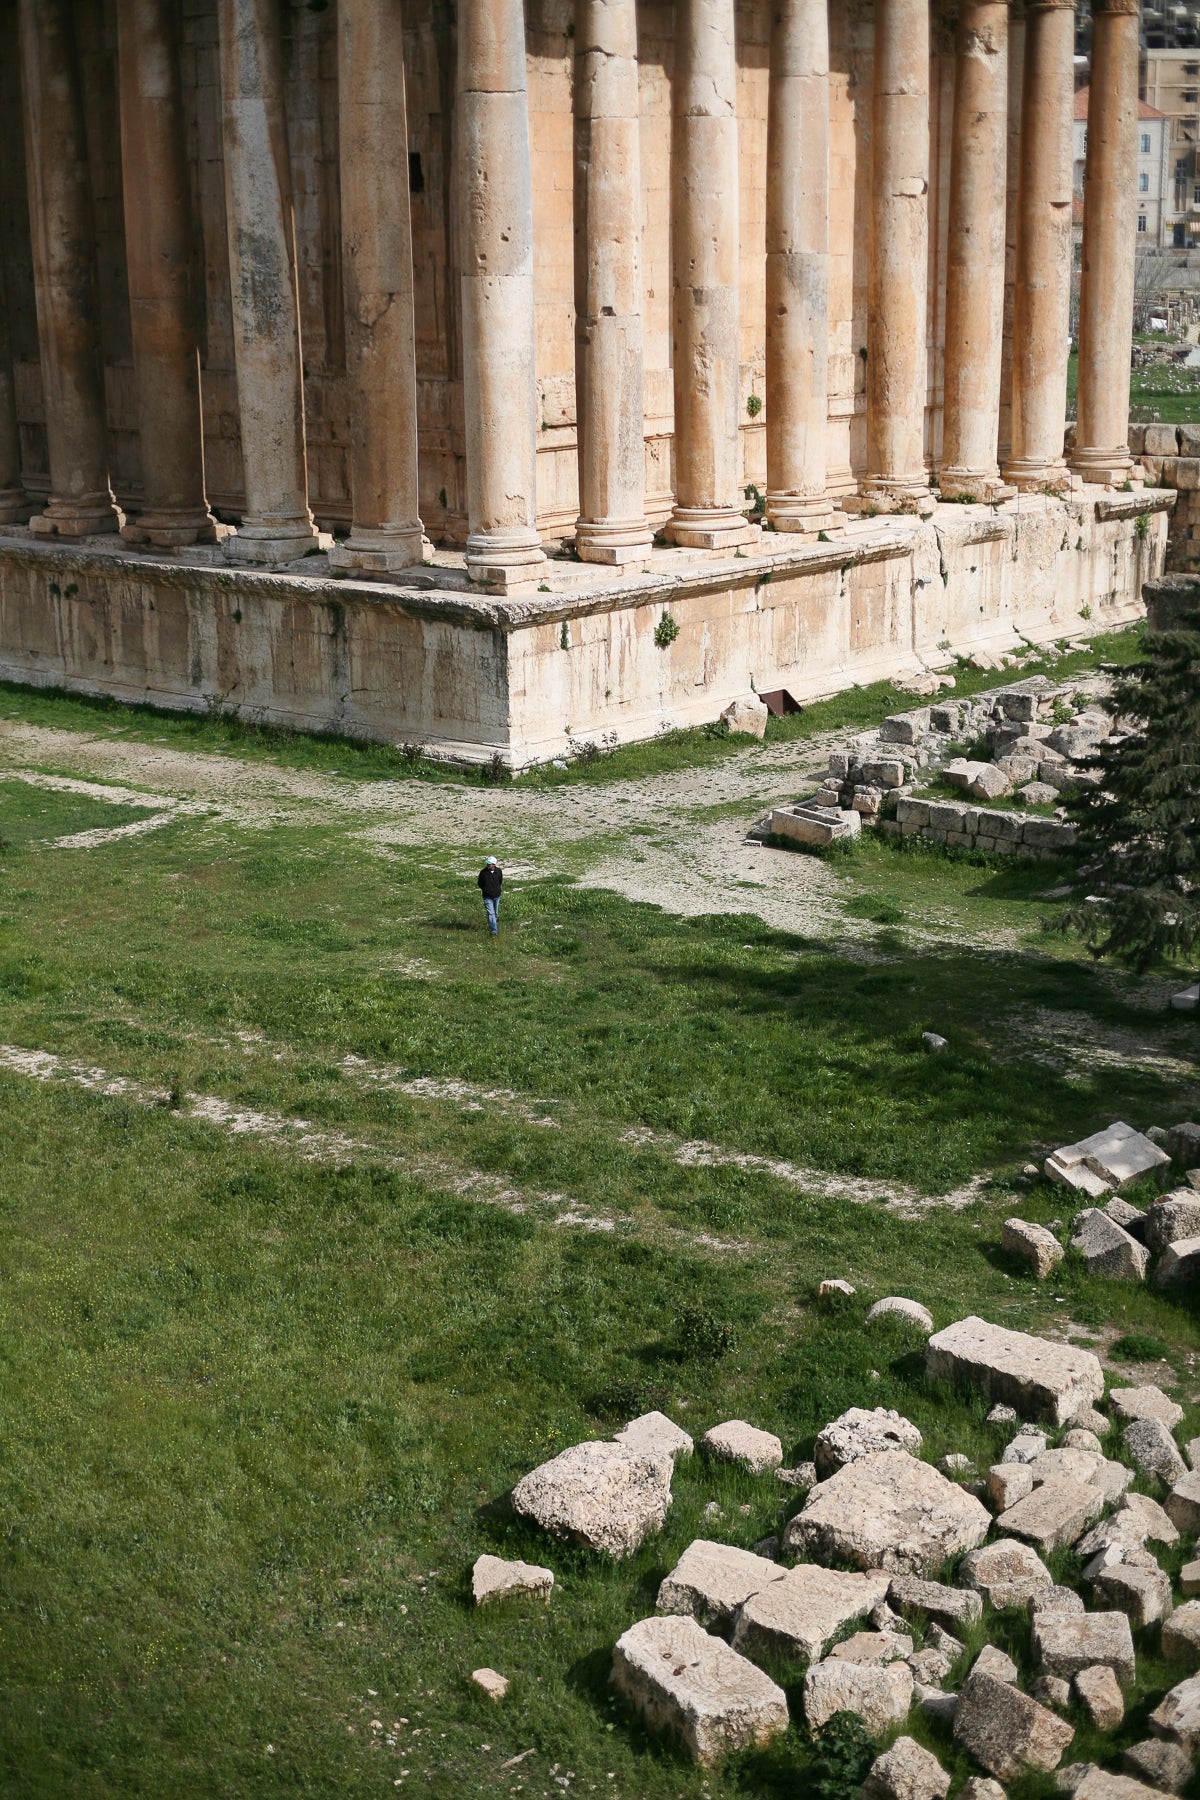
[484,895,500,935]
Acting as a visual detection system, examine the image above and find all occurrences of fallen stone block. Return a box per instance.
[909,1646,953,1687]
[774,1461,816,1492]
[974,1645,1018,1684]
[1032,1674,1071,1708]
[1154,1236,1200,1289]
[879,710,931,746]
[700,1420,783,1474]
[927,1623,964,1659]
[1051,1121,1172,1192]
[969,764,1012,801]
[1117,1490,1181,1545]
[1001,1218,1064,1279]
[615,1410,694,1465]
[1033,1585,1086,1617]
[1045,1154,1113,1200]
[814,1406,923,1477]
[769,804,862,848]
[1058,1766,1162,1799]
[1124,1417,1188,1485]
[915,1683,957,1726]
[952,1668,1074,1781]
[1065,1403,1111,1437]
[997,1476,1104,1552]
[802,1656,913,1735]
[721,695,769,739]
[471,1666,509,1700]
[828,1628,914,1665]
[1150,1672,1200,1752]
[954,1777,1006,1800]
[472,1553,554,1606]
[1163,1600,1200,1666]
[1167,1471,1200,1536]
[1167,1122,1200,1169]
[1063,1428,1103,1454]
[1144,1197,1200,1253]
[863,758,908,789]
[1027,1446,1104,1489]
[1069,1208,1149,1281]
[987,1463,1034,1510]
[1019,780,1060,807]
[1123,1737,1194,1793]
[656,1539,785,1633]
[1093,1560,1174,1627]
[940,1453,974,1479]
[861,1735,950,1800]
[867,1296,935,1333]
[987,1402,1018,1424]
[1183,1558,1200,1594]
[1102,1196,1147,1240]
[888,1576,982,1631]
[925,1317,1104,1425]
[1074,1664,1124,1731]
[1003,1427,1048,1464]
[732,1563,890,1662]
[783,1450,990,1575]
[959,1539,1053,1608]
[1111,1384,1185,1428]
[1032,1609,1136,1684]
[818,1277,855,1300]
[1171,986,1200,1013]
[612,1614,789,1765]
[511,1440,672,1558]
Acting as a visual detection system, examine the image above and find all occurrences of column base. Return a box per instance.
[575,518,654,566]
[1069,449,1135,488]
[30,494,121,537]
[327,525,426,574]
[224,517,323,565]
[844,480,935,518]
[938,469,1017,504]
[465,529,547,592]
[0,489,30,525]
[1001,457,1070,496]
[666,507,762,552]
[121,506,220,549]
[764,493,845,538]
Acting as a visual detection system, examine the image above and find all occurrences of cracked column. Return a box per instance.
[458,0,546,591]
[329,0,424,574]
[18,0,120,537]
[1071,0,1139,486]
[573,0,652,566]
[857,0,931,512]
[764,0,841,535]
[667,0,758,550]
[117,0,217,547]
[217,0,319,563]
[941,0,1013,502]
[1003,0,1074,492]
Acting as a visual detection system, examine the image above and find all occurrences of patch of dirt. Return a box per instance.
[997,1006,1199,1093]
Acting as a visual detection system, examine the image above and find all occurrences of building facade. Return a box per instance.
[1075,82,1168,241]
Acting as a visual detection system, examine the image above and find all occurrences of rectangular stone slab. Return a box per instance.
[953,1667,1074,1779]
[656,1539,786,1632]
[998,1477,1104,1552]
[731,1563,890,1662]
[925,1316,1104,1425]
[612,1614,789,1765]
[1032,1609,1136,1684]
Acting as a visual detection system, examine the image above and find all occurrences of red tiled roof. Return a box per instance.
[1074,85,1167,121]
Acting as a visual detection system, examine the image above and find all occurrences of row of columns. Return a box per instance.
[10,0,1142,585]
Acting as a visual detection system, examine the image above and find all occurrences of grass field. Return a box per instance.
[0,633,1197,1798]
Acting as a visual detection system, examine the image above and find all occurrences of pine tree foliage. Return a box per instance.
[1060,611,1200,972]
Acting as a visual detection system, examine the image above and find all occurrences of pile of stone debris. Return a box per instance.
[767,676,1116,857]
[472,1304,1200,1795]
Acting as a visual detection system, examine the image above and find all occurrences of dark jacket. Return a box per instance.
[478,863,503,899]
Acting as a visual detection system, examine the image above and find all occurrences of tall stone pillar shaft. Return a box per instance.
[764,0,841,535]
[18,0,120,536]
[941,1,1012,502]
[330,0,424,573]
[573,0,652,566]
[0,247,29,525]
[1072,0,1140,486]
[458,0,546,591]
[859,0,931,510]
[1003,0,1074,492]
[667,0,757,550]
[117,0,216,547]
[217,0,319,562]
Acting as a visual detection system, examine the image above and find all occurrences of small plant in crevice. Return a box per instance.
[559,619,571,650]
[745,393,762,419]
[1135,512,1150,540]
[654,611,679,649]
[743,482,766,522]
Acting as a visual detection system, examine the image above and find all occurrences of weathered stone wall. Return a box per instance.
[883,797,1076,858]
[0,492,1165,768]
[1133,425,1200,573]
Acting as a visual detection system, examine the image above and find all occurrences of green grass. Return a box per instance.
[0,665,1197,1797]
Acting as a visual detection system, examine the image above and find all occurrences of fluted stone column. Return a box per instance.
[458,0,546,591]
[217,0,319,563]
[117,0,217,547]
[940,1,1012,502]
[667,0,758,550]
[18,0,120,537]
[573,0,652,566]
[1003,0,1074,492]
[0,250,29,525]
[330,0,424,574]
[858,0,932,511]
[764,0,841,536]
[1072,0,1140,486]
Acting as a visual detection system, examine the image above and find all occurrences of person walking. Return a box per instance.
[477,855,503,935]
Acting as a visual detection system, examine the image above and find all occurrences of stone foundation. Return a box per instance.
[883,797,1076,858]
[0,488,1171,770]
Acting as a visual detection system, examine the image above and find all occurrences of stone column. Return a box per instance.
[667,0,758,550]
[1003,0,1074,492]
[329,0,424,574]
[573,0,652,566]
[458,0,546,590]
[940,0,1012,501]
[116,0,217,547]
[0,249,29,525]
[858,0,931,511]
[1071,0,1140,486]
[217,0,319,563]
[764,0,841,535]
[17,0,120,537]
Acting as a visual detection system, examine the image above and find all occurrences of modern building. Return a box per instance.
[1074,85,1169,244]
[0,0,1168,768]
[1143,45,1200,241]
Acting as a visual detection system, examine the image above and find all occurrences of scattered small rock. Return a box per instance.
[1030,1675,1071,1709]
[1109,1385,1185,1428]
[867,1296,935,1333]
[813,1406,923,1477]
[861,1735,950,1800]
[1002,1428,1048,1465]
[1122,1736,1194,1794]
[1062,1428,1103,1454]
[700,1420,783,1474]
[987,1403,1018,1425]
[922,1032,949,1054]
[1123,1416,1188,1485]
[614,1410,694,1465]
[1001,1217,1064,1279]
[940,1453,975,1479]
[511,1440,672,1558]
[774,1461,816,1491]
[1163,1600,1200,1667]
[988,1463,1034,1510]
[818,1277,856,1300]
[471,1667,509,1701]
[1149,1671,1200,1752]
[1073,1664,1125,1730]
[960,1540,1053,1609]
[472,1554,554,1607]
[974,1645,1018,1685]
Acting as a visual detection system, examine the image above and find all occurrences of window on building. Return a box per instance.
[1195,182,1200,202]
[1187,61,1199,73]
[1141,171,1151,191]
[1178,157,1189,177]
[1142,131,1152,153]
[1185,89,1198,103]
[1138,213,1149,233]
